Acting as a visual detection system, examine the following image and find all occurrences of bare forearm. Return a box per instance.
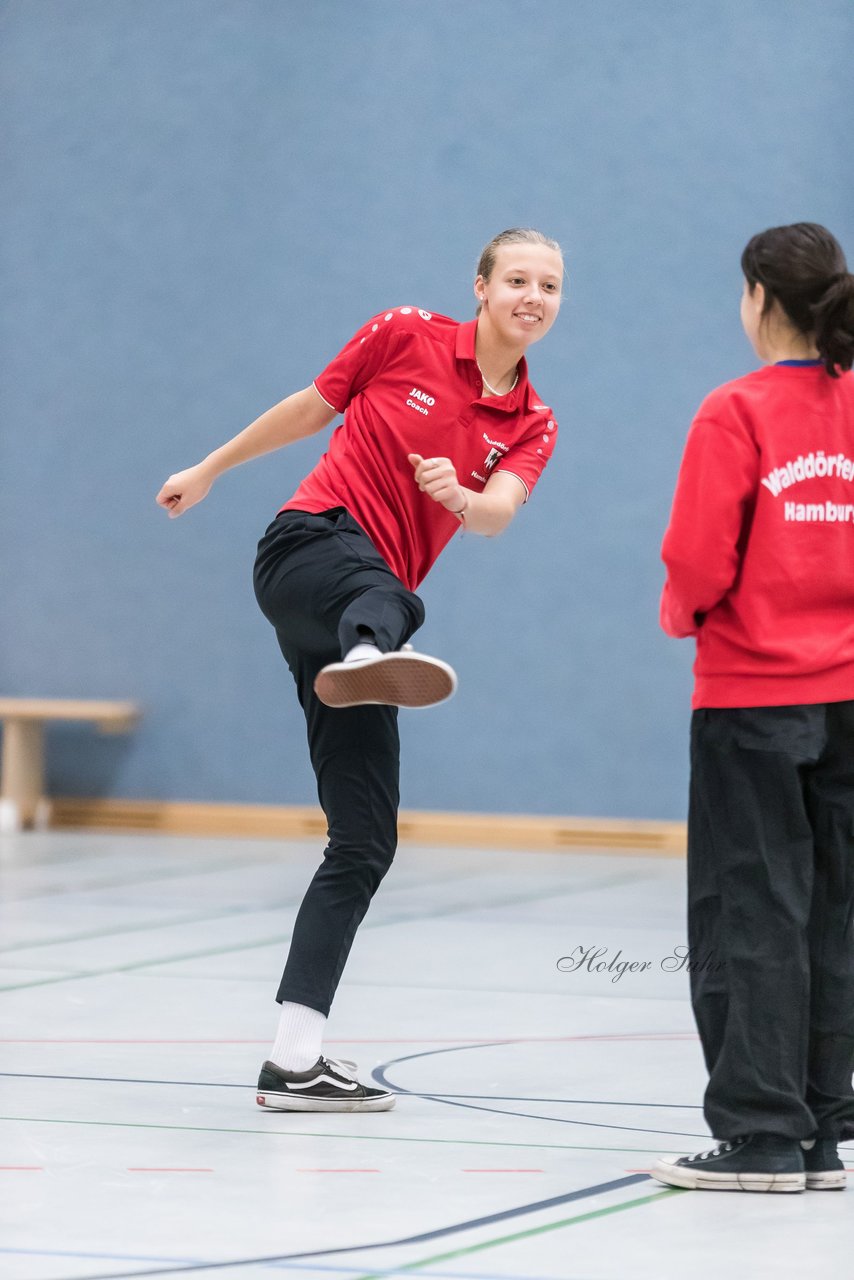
[202,386,336,480]
[157,385,336,518]
[409,454,525,536]
[454,486,519,536]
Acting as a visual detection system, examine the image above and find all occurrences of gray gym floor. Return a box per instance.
[1,831,851,1279]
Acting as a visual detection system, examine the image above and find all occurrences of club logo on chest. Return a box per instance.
[406,387,436,416]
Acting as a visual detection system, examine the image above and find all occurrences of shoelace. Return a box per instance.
[322,1056,359,1079]
[689,1139,740,1161]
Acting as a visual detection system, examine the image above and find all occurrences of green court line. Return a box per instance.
[0,902,303,956]
[0,1114,669,1154]
[3,852,287,905]
[360,871,648,932]
[0,934,293,993]
[2,868,643,954]
[1,857,650,993]
[352,1188,681,1280]
[0,896,663,996]
[0,870,477,962]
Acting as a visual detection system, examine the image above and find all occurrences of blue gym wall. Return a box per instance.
[2,0,853,820]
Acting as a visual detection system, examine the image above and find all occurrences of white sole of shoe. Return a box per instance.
[805,1169,847,1190]
[652,1160,805,1192]
[255,1090,396,1112]
[313,651,457,709]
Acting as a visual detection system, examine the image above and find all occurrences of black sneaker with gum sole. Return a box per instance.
[256,1056,396,1112]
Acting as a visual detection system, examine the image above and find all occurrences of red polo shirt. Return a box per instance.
[661,362,854,708]
[280,307,557,589]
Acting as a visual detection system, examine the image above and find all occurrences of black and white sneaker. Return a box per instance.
[802,1138,847,1190]
[255,1056,395,1112]
[313,645,457,709]
[652,1135,805,1192]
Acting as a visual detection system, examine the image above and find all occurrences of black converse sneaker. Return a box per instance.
[255,1056,395,1112]
[652,1135,805,1192]
[313,645,457,709]
[801,1138,847,1191]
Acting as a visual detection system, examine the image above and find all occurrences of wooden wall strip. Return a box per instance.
[49,797,687,856]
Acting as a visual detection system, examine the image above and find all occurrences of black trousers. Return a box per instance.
[253,509,425,1016]
[688,701,854,1142]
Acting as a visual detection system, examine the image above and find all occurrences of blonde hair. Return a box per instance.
[475,228,563,315]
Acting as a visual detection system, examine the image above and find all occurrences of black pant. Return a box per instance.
[688,702,854,1142]
[253,509,425,1016]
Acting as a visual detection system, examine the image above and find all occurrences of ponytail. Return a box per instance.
[741,222,854,377]
[812,272,854,376]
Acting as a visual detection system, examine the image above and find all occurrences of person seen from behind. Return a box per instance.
[654,222,854,1193]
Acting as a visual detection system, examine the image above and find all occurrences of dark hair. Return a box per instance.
[741,223,854,376]
[475,228,563,316]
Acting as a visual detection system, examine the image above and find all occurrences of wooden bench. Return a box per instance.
[0,699,140,832]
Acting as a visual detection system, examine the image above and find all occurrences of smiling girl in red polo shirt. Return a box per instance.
[654,223,854,1193]
[157,227,563,1111]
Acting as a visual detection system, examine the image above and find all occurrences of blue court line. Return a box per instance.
[0,932,294,993]
[2,851,288,904]
[0,1070,703,1105]
[373,1042,708,1139]
[274,1264,602,1280]
[0,1249,599,1280]
[289,1267,604,1280]
[0,860,515,958]
[0,1073,708,1140]
[0,898,303,955]
[359,870,649,933]
[0,1113,694,1155]
[30,1175,651,1280]
[386,1092,705,1141]
[0,1250,206,1267]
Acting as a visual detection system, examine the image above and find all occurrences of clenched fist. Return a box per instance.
[156,463,214,518]
[408,454,468,516]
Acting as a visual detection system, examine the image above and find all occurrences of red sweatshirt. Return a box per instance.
[661,362,854,708]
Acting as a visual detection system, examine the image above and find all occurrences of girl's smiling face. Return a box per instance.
[475,243,564,348]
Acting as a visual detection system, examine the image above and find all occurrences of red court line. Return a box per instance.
[0,1033,699,1044]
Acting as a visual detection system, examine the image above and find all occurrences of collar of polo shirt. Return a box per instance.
[454,319,532,412]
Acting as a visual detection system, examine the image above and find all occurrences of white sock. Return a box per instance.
[343,641,380,663]
[270,1001,327,1071]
